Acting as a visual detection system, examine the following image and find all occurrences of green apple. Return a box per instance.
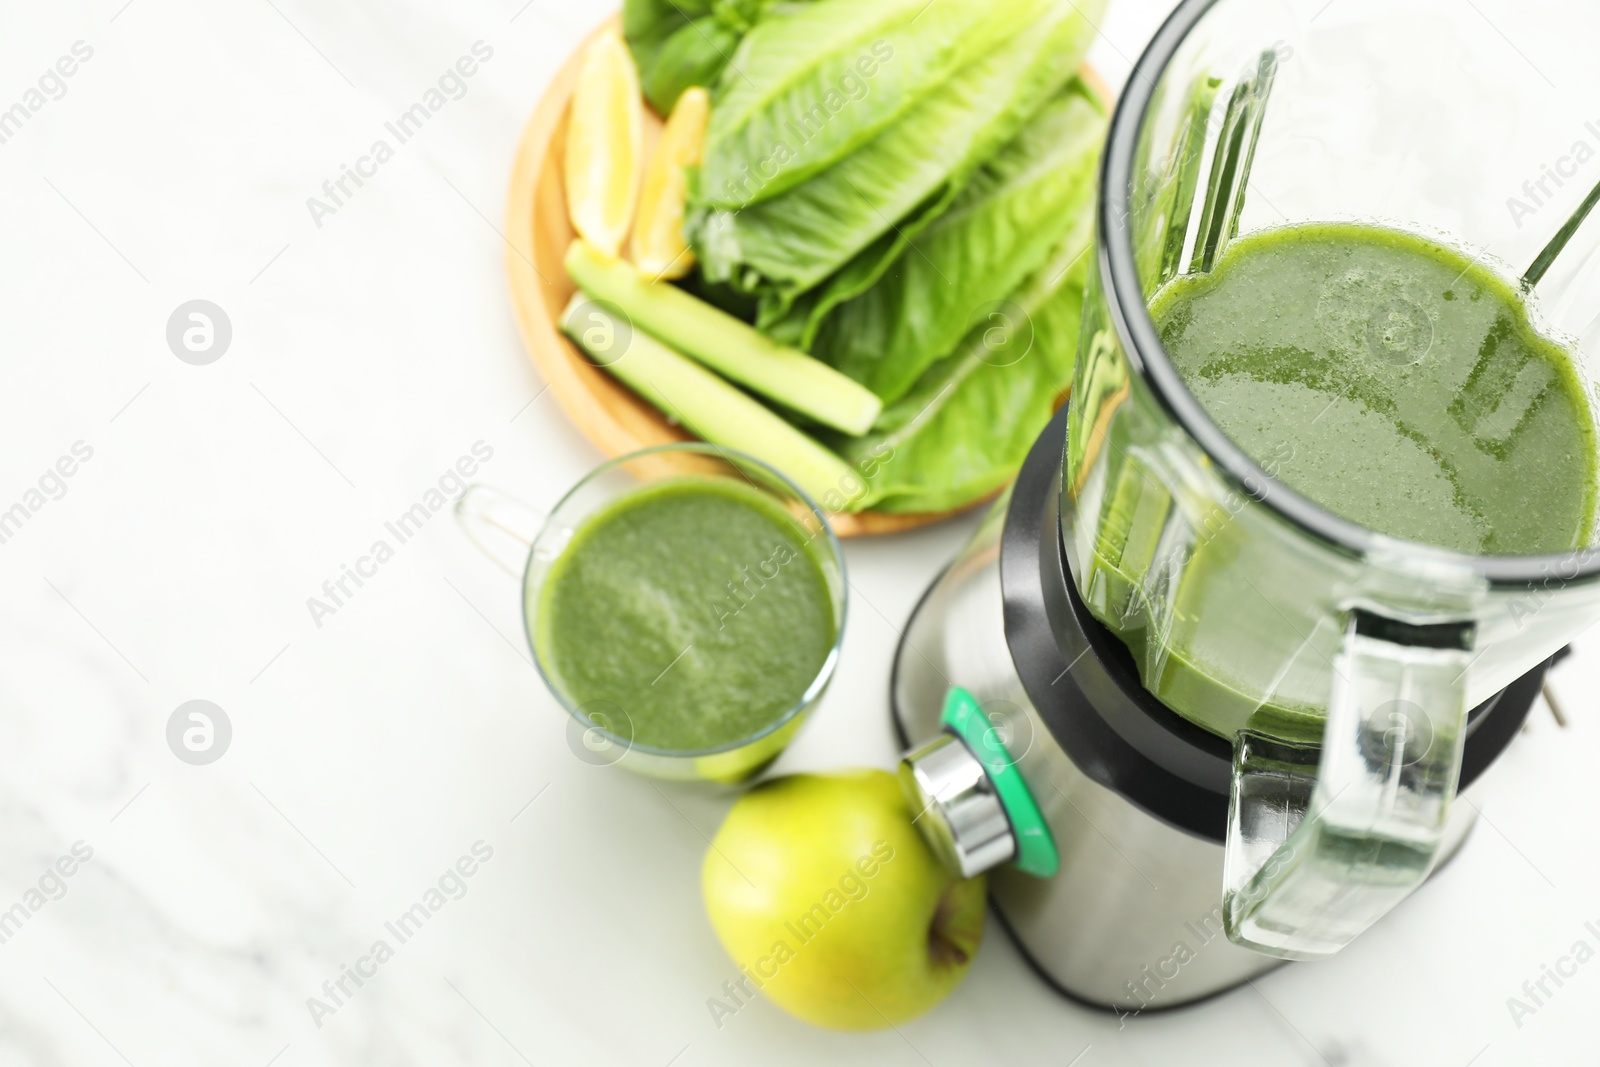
[702,769,986,1031]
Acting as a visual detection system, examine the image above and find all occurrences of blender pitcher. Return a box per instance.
[1065,0,1600,959]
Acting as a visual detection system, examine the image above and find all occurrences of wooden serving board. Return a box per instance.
[503,14,1107,537]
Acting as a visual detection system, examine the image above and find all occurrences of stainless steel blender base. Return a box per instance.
[889,406,1542,1011]
[889,539,1297,1010]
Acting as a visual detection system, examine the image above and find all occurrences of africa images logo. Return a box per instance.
[1506,918,1600,1029]
[305,441,493,628]
[0,41,94,148]
[0,842,94,948]
[305,841,494,1028]
[704,841,895,1028]
[306,42,494,228]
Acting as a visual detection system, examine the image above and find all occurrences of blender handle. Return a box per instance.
[1223,609,1476,960]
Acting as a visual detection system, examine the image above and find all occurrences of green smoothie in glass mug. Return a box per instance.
[457,444,845,783]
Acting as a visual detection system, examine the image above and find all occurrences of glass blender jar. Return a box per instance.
[895,0,1600,1001]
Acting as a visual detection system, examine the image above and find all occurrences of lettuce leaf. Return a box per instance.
[635,18,743,115]
[624,0,712,114]
[695,0,1052,208]
[688,0,1103,326]
[808,83,1106,403]
[828,190,1096,513]
[624,0,786,114]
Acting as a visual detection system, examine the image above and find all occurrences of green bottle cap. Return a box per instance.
[940,686,1059,878]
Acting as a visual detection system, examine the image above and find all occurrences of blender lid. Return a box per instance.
[998,404,1550,842]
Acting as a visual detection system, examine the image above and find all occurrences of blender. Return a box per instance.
[894,0,1600,1010]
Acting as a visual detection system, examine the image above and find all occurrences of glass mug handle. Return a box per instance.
[454,484,544,577]
[1223,608,1477,960]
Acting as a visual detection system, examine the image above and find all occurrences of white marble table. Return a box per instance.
[2,0,1597,1064]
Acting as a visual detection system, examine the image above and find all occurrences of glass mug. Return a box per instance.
[456,443,846,784]
[1069,0,1600,958]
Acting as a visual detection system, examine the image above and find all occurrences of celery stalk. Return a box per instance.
[559,295,862,507]
[564,240,882,435]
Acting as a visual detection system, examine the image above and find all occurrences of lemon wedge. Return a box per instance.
[632,87,710,281]
[564,31,642,258]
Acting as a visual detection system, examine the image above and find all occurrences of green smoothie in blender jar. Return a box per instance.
[1103,222,1598,738]
[1153,222,1596,555]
